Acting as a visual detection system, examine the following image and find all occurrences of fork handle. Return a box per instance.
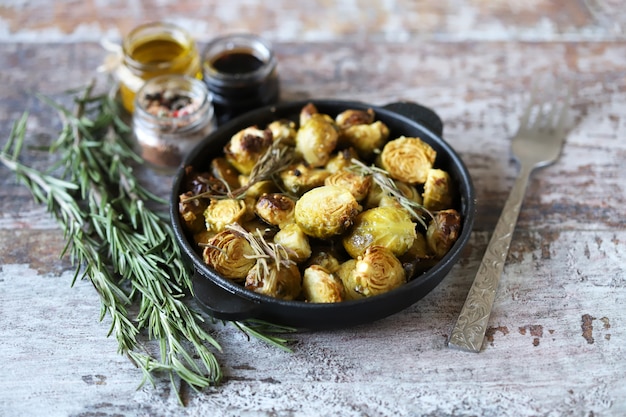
[448,164,532,352]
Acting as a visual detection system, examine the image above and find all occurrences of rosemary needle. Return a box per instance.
[0,81,294,401]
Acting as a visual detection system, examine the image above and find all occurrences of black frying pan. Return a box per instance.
[170,99,475,329]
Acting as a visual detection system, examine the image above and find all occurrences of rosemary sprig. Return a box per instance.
[0,82,293,400]
[184,138,295,202]
[349,159,432,228]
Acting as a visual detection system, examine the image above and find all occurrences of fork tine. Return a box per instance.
[518,81,539,130]
[555,85,572,136]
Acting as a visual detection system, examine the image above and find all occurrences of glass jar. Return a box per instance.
[118,22,201,113]
[133,75,216,171]
[202,34,280,125]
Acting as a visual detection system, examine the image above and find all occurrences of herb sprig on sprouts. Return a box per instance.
[184,139,295,202]
[349,159,433,228]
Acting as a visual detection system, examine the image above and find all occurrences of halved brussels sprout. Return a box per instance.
[422,168,453,211]
[255,193,296,229]
[295,185,360,239]
[224,126,273,175]
[204,198,248,233]
[426,209,461,258]
[203,229,257,280]
[324,169,372,202]
[342,205,416,258]
[295,113,339,167]
[351,245,405,297]
[245,261,302,300]
[302,265,345,303]
[379,136,436,184]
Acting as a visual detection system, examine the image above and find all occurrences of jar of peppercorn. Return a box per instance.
[202,34,280,125]
[118,22,202,113]
[132,75,216,171]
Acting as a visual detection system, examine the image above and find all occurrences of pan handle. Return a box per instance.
[192,271,260,321]
[383,101,444,137]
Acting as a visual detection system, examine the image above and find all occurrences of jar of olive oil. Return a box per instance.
[202,34,280,125]
[118,22,201,113]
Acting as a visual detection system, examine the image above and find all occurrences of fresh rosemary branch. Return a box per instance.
[0,82,293,400]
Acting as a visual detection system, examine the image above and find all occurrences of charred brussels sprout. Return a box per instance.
[224,126,273,175]
[255,193,296,229]
[426,209,461,258]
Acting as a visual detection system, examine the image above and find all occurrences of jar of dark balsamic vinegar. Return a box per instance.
[202,34,279,124]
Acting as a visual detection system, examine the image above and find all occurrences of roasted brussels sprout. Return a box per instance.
[422,168,453,211]
[351,245,406,297]
[295,113,339,167]
[426,209,461,258]
[379,136,436,184]
[335,108,375,129]
[210,157,240,191]
[279,162,331,196]
[341,121,390,160]
[295,185,360,239]
[204,198,248,233]
[299,102,318,126]
[324,169,372,202]
[273,223,312,262]
[245,262,302,300]
[342,206,416,258]
[399,232,439,277]
[224,126,273,175]
[203,198,248,233]
[179,191,209,233]
[335,259,361,300]
[202,229,257,280]
[255,193,296,228]
[238,177,278,198]
[302,265,345,303]
[268,119,297,146]
[306,249,341,273]
[325,148,359,174]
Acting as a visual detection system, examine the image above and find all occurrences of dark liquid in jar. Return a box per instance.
[211,51,264,74]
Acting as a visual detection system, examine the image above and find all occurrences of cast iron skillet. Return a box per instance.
[170,99,475,330]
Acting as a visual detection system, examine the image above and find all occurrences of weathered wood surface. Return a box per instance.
[1,1,626,416]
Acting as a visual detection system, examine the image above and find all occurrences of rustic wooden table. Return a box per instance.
[1,1,625,416]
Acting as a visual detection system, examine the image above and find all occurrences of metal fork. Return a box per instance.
[448,81,571,352]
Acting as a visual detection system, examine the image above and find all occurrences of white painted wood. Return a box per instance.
[1,1,626,415]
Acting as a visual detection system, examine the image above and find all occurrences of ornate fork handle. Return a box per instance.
[448,164,533,352]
